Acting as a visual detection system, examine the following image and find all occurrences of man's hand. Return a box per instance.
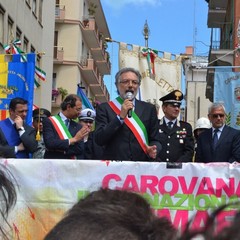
[70,126,91,145]
[146,145,157,159]
[14,115,24,129]
[17,143,25,151]
[119,99,133,119]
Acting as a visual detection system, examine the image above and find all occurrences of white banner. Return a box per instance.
[119,43,182,118]
[1,159,240,239]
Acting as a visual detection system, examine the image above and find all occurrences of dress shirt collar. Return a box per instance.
[59,112,68,122]
[164,117,176,125]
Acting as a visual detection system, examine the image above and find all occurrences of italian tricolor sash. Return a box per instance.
[49,115,72,139]
[109,97,149,154]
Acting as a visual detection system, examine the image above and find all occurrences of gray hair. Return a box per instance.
[208,102,226,114]
[115,67,142,85]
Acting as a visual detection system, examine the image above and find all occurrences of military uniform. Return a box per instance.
[158,118,194,162]
[157,90,194,162]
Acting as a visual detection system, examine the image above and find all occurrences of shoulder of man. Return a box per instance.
[179,120,193,130]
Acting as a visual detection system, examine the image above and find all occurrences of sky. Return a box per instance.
[100,0,211,100]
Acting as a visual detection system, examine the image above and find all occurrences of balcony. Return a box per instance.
[80,17,101,48]
[94,52,111,75]
[53,46,64,63]
[52,93,62,108]
[55,5,65,22]
[90,82,110,103]
[79,57,101,84]
[207,0,227,28]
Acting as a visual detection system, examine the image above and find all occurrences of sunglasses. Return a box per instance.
[82,119,94,124]
[211,114,225,118]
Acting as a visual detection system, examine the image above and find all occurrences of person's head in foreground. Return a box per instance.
[0,165,17,240]
[178,202,240,240]
[44,188,177,240]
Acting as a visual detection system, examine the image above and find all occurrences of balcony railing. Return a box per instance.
[54,46,64,61]
[55,5,65,20]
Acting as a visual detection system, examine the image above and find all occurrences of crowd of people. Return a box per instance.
[1,67,240,162]
[1,67,240,239]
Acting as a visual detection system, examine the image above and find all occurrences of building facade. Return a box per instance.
[205,0,240,101]
[0,0,55,111]
[53,0,111,114]
[0,0,111,114]
[182,47,211,129]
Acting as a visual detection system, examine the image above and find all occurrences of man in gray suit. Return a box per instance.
[195,102,240,163]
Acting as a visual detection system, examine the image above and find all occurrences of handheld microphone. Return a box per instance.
[125,91,134,118]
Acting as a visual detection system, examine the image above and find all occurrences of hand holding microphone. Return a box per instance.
[125,91,134,118]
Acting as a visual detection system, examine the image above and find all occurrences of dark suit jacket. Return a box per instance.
[195,125,240,163]
[43,116,84,159]
[0,118,38,158]
[84,131,105,160]
[95,99,161,161]
[158,119,194,162]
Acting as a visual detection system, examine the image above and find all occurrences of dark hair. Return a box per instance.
[44,188,177,240]
[9,97,28,111]
[115,67,142,85]
[0,165,17,240]
[178,202,240,240]
[61,94,81,111]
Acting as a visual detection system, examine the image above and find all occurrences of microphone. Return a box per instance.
[125,91,134,118]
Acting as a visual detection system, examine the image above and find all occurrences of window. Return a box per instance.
[30,45,35,53]
[32,0,37,15]
[7,16,13,44]
[0,6,5,45]
[38,0,43,23]
[23,36,29,53]
[16,27,22,41]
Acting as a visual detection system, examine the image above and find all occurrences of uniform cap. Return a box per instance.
[79,108,96,121]
[32,108,51,122]
[159,90,183,106]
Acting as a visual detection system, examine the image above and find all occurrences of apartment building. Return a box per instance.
[182,47,211,128]
[0,0,55,111]
[0,0,111,113]
[53,0,111,113]
[205,0,240,101]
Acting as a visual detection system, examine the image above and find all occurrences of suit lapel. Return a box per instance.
[216,125,228,147]
[134,99,144,117]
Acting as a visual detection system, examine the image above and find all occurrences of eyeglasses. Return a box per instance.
[211,114,225,118]
[119,79,139,86]
[82,119,94,124]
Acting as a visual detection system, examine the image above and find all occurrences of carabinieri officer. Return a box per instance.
[157,90,194,162]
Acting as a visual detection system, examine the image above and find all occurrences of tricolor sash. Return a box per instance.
[49,115,72,139]
[109,97,149,154]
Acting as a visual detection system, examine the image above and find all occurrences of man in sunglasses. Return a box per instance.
[157,90,194,162]
[195,102,240,163]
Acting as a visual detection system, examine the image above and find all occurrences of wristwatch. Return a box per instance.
[17,127,24,131]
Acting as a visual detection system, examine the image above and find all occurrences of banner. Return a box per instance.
[1,159,240,240]
[0,54,35,125]
[214,69,240,129]
[119,42,182,118]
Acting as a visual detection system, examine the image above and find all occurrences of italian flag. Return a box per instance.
[35,66,46,81]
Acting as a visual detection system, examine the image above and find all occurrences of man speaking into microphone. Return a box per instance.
[95,67,161,161]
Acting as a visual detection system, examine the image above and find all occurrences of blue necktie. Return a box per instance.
[167,122,173,129]
[65,119,69,128]
[213,129,219,150]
